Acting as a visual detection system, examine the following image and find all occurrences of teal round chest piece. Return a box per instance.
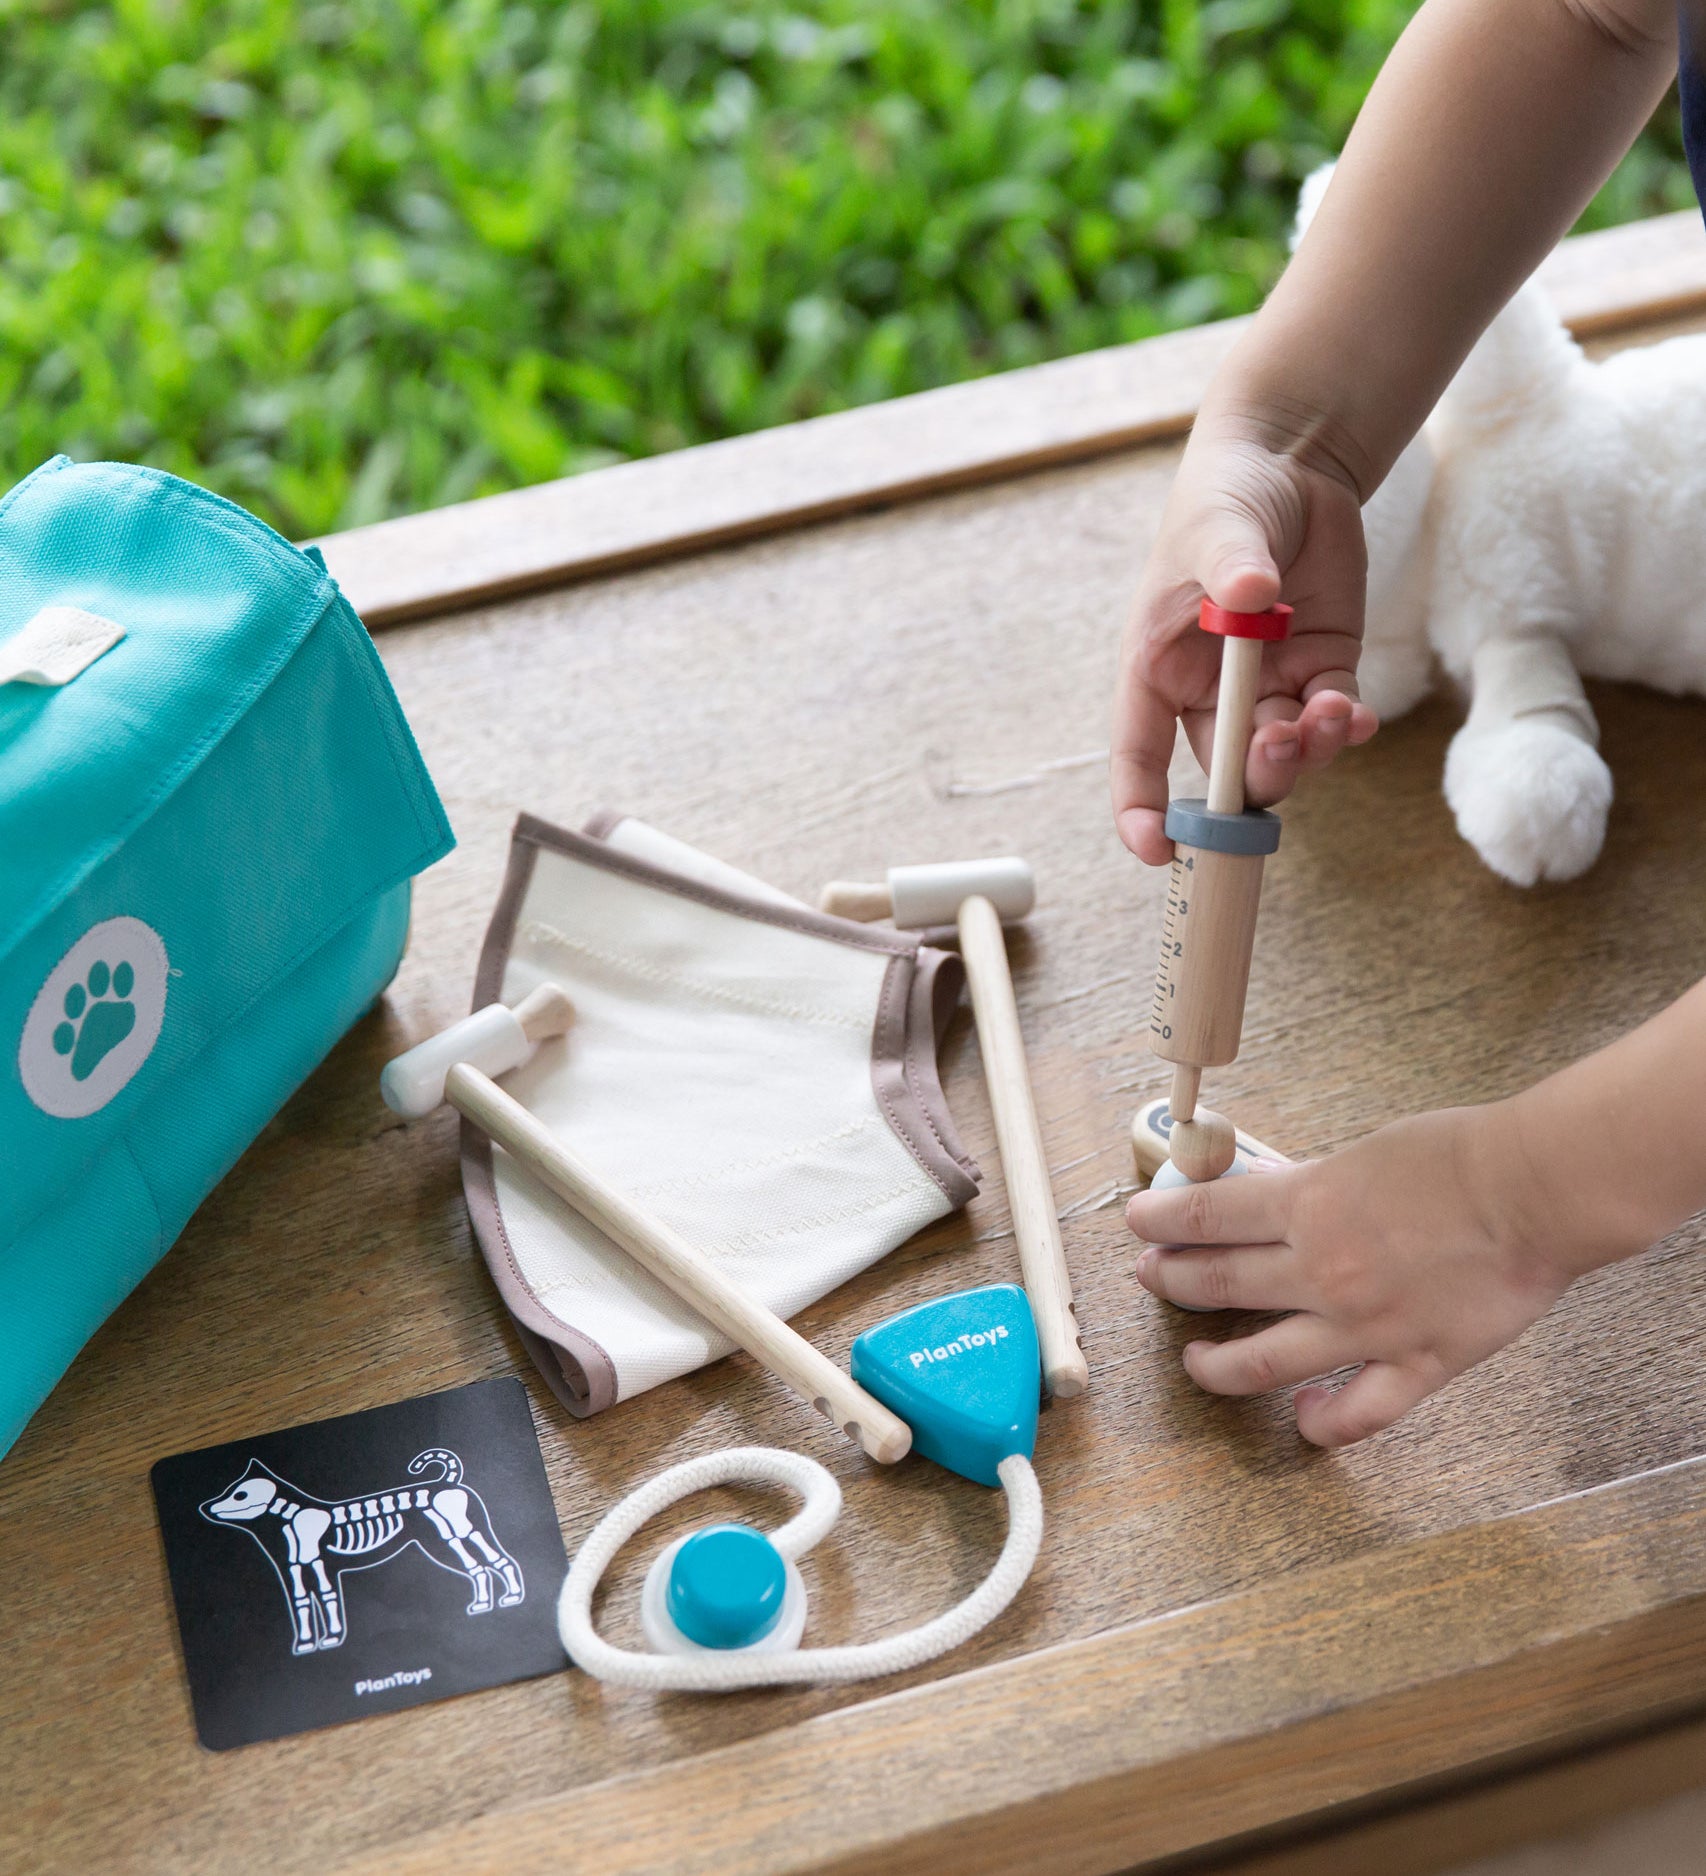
[666,1523,787,1650]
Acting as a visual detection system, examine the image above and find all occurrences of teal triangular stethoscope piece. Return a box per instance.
[850,1284,1040,1487]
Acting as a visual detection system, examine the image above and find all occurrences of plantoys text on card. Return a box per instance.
[151,1379,568,1749]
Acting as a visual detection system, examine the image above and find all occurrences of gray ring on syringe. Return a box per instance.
[1163,799,1283,856]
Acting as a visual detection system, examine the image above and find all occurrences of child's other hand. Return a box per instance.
[1112,415,1378,864]
[1124,1104,1594,1447]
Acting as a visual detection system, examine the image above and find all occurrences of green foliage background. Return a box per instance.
[0,0,1692,538]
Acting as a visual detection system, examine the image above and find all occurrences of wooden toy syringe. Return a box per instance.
[1149,599,1291,1182]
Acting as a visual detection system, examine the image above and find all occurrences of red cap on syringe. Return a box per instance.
[1199,600,1293,641]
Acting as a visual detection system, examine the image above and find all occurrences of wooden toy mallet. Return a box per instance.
[817,858,1089,1399]
[1148,600,1291,1182]
[380,984,914,1465]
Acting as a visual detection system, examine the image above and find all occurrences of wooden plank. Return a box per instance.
[1541,207,1706,335]
[1189,1713,1706,1876]
[330,1456,1706,1876]
[6,319,1706,1876]
[315,210,1706,627]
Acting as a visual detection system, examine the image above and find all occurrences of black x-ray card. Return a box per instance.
[152,1376,568,1749]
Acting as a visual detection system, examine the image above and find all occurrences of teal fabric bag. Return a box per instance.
[0,458,454,1459]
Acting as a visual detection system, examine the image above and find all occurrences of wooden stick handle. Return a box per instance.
[1169,1064,1201,1126]
[445,1063,913,1464]
[956,893,1089,1398]
[1206,634,1263,815]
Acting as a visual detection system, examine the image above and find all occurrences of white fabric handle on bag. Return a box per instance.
[0,607,125,687]
[557,1445,1043,1692]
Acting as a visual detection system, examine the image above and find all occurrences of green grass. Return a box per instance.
[0,0,1693,539]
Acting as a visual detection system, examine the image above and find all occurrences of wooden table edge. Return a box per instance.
[315,209,1706,629]
[332,1451,1706,1876]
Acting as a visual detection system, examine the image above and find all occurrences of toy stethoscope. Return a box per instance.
[555,1284,1046,1691]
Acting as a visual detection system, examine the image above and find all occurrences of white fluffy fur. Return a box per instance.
[1296,166,1706,886]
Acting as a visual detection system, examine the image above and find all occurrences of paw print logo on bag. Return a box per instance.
[19,917,170,1118]
[55,957,138,1080]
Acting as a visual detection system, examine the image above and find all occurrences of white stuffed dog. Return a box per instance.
[1297,167,1706,886]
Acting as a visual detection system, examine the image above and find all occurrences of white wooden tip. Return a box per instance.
[513,981,575,1043]
[380,993,570,1120]
[841,1407,913,1466]
[1047,1343,1089,1399]
[887,857,1034,929]
[1167,1109,1237,1183]
[818,880,896,922]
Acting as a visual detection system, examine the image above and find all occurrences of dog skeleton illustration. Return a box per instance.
[200,1448,524,1655]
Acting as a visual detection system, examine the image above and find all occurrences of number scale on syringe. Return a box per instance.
[1147,842,1262,1071]
[1149,851,1195,1044]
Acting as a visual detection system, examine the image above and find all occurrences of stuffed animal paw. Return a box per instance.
[1443,718,1614,887]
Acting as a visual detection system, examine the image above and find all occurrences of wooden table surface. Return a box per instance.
[6,298,1706,1876]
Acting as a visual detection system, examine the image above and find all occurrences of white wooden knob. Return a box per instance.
[888,858,1034,929]
[380,983,573,1119]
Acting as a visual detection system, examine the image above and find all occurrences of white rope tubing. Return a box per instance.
[557,1444,1043,1691]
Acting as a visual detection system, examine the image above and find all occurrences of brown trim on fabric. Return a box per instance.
[513,810,919,956]
[459,829,620,1416]
[579,805,626,842]
[461,1128,619,1417]
[871,952,980,1207]
[911,946,981,1192]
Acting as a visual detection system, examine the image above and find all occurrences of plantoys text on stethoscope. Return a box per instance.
[380,855,1075,1692]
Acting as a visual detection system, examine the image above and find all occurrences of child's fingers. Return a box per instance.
[1311,686,1378,735]
[1244,691,1375,804]
[1293,691,1372,769]
[1238,712,1306,802]
[1111,671,1188,866]
[1112,800,1171,866]
[1135,1242,1301,1314]
[1273,630,1365,703]
[1182,1314,1348,1397]
[1200,545,1282,616]
[1292,1362,1432,1448]
[1243,709,1305,805]
[1126,1165,1296,1248]
[1177,491,1284,617]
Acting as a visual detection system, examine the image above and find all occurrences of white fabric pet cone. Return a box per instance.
[462,812,981,1416]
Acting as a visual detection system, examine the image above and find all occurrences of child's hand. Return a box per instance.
[1112,415,1378,865]
[1125,1103,1597,1447]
